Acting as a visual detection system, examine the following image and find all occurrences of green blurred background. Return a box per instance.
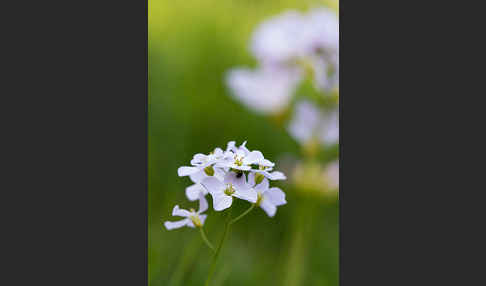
[149,1,339,285]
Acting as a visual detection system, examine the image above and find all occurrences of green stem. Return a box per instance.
[204,208,232,286]
[230,203,255,225]
[199,227,215,252]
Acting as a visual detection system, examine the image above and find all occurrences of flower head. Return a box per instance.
[217,142,266,172]
[164,193,209,230]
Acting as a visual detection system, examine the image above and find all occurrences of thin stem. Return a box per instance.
[230,203,255,225]
[204,208,232,286]
[199,227,215,252]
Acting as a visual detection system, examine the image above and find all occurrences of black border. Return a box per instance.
[4,0,148,284]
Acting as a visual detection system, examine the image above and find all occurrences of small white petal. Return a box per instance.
[231,164,251,171]
[248,172,256,187]
[213,148,224,157]
[189,170,206,183]
[201,177,226,195]
[191,153,207,165]
[259,159,275,167]
[243,151,264,165]
[199,214,207,225]
[224,172,247,190]
[212,193,233,211]
[288,100,321,144]
[254,177,269,193]
[186,219,195,228]
[185,183,206,201]
[226,67,301,114]
[260,199,277,217]
[164,219,189,230]
[172,205,191,217]
[226,141,236,152]
[239,141,250,155]
[265,187,287,206]
[234,188,257,203]
[198,192,208,213]
[268,171,286,180]
[178,166,200,177]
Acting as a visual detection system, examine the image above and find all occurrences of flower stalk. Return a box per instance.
[199,227,215,252]
[204,208,232,286]
[230,203,255,225]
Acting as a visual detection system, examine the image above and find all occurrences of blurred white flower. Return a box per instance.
[319,109,339,145]
[226,66,301,113]
[250,8,339,91]
[324,160,339,189]
[164,193,208,230]
[288,100,339,146]
[251,11,310,65]
[201,172,257,211]
[249,174,287,217]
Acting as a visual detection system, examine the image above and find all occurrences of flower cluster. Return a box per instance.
[164,141,287,230]
[226,8,339,114]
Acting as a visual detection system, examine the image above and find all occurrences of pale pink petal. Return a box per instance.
[164,219,190,230]
[178,166,200,177]
[265,187,287,206]
[172,205,191,217]
[260,199,277,217]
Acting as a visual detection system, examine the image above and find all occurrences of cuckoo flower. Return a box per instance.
[201,172,257,211]
[164,193,208,230]
[178,147,225,181]
[249,172,287,217]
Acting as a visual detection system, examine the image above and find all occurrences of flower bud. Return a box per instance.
[254,173,265,185]
[204,165,215,176]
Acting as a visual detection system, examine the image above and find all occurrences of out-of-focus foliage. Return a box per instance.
[149,1,338,286]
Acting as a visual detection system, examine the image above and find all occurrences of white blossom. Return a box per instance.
[184,168,225,201]
[177,147,225,177]
[164,193,208,230]
[249,173,287,217]
[250,8,339,91]
[226,66,301,113]
[201,172,257,211]
[288,100,339,145]
[216,143,267,172]
[324,160,339,189]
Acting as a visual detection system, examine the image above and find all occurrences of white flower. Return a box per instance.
[324,160,339,189]
[288,100,339,145]
[217,142,268,172]
[250,8,339,91]
[224,141,275,168]
[201,172,257,211]
[184,165,226,201]
[251,10,309,65]
[305,8,339,56]
[226,66,301,114]
[249,173,287,217]
[251,168,287,182]
[164,193,208,230]
[178,147,225,177]
[319,110,339,145]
